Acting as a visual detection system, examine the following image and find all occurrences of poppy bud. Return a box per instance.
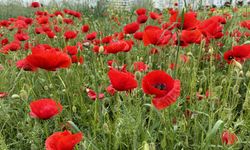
[232,60,242,70]
[103,123,110,133]
[142,142,155,150]
[187,52,193,57]
[11,94,20,99]
[56,15,63,23]
[143,141,150,150]
[20,89,28,100]
[135,71,142,79]
[239,71,244,76]
[44,86,49,91]
[246,71,250,77]
[99,46,104,53]
[221,130,238,145]
[208,48,214,54]
[16,133,23,139]
[72,106,77,112]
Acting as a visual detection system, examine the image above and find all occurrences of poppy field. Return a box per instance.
[0,1,250,150]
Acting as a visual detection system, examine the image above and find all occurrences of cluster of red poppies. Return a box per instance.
[1,1,249,149]
[29,98,82,149]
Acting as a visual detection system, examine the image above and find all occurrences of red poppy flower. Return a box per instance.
[63,18,74,24]
[14,33,29,41]
[64,46,78,55]
[31,2,40,8]
[123,22,140,34]
[169,63,176,70]
[93,39,100,45]
[108,67,138,91]
[102,35,113,44]
[209,16,226,24]
[150,48,159,54]
[24,42,31,50]
[16,58,37,71]
[35,11,48,16]
[123,40,134,52]
[106,85,116,96]
[244,32,250,37]
[0,20,11,27]
[14,20,28,29]
[230,30,242,38]
[91,45,99,53]
[142,70,181,110]
[240,20,250,30]
[116,32,125,40]
[135,8,147,16]
[180,54,189,63]
[198,18,224,40]
[169,11,200,30]
[150,12,162,20]
[64,31,77,40]
[162,22,176,30]
[37,16,49,24]
[133,32,143,40]
[3,41,21,52]
[221,130,238,145]
[224,44,250,64]
[86,88,104,100]
[46,31,56,39]
[104,40,132,54]
[54,25,61,32]
[179,29,202,46]
[54,10,63,17]
[26,48,71,71]
[86,32,97,40]
[81,24,90,33]
[64,9,81,19]
[30,98,62,120]
[133,62,148,72]
[41,26,51,33]
[137,15,148,24]
[71,55,84,64]
[0,92,8,98]
[45,130,82,150]
[1,38,9,46]
[143,26,172,46]
[76,42,83,51]
[34,27,43,34]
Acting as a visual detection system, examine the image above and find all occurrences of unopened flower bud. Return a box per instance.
[11,94,20,99]
[233,60,242,70]
[99,46,104,53]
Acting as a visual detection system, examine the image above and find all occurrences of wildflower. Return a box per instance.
[221,130,238,145]
[224,44,250,64]
[108,67,137,91]
[142,70,181,110]
[30,98,62,120]
[26,48,71,71]
[123,22,140,34]
[45,130,82,150]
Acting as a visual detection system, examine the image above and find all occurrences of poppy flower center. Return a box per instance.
[228,56,234,60]
[154,83,167,90]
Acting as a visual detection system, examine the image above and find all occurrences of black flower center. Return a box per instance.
[228,56,234,60]
[154,83,167,90]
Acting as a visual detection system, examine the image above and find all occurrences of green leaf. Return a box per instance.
[205,120,224,141]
